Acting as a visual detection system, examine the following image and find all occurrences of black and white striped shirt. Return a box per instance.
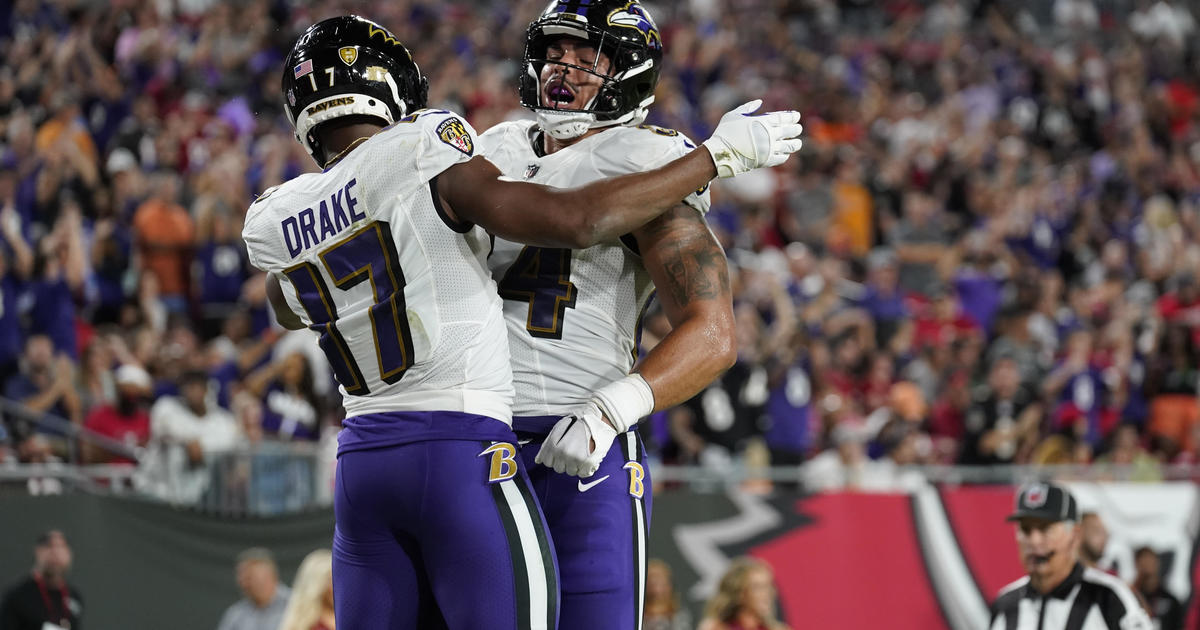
[989,563,1153,630]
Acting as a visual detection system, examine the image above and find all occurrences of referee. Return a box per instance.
[989,483,1152,630]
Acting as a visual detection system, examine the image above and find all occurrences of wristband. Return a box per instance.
[591,374,655,434]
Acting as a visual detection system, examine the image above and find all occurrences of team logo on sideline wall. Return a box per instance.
[437,118,474,156]
[339,47,358,66]
[480,443,518,483]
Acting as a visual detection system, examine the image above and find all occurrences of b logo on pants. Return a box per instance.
[480,443,519,483]
[623,462,645,498]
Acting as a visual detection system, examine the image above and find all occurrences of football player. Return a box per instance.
[479,2,789,629]
[243,14,801,630]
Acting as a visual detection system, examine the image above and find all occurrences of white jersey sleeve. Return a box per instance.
[592,124,711,215]
[243,109,513,423]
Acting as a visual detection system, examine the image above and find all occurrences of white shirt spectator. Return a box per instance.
[216,584,291,630]
[138,392,240,504]
[1054,0,1099,31]
[1130,1,1196,48]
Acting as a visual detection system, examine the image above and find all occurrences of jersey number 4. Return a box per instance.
[283,221,414,395]
[497,246,577,339]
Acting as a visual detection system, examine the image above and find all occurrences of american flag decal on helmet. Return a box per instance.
[293,59,313,78]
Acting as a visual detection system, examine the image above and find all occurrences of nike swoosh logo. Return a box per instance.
[577,475,610,493]
[557,417,578,444]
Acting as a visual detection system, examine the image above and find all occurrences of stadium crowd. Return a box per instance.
[2,0,1200,497]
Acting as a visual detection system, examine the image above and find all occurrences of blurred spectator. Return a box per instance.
[829,158,873,257]
[1054,0,1099,33]
[779,165,833,249]
[644,558,690,630]
[697,557,790,630]
[28,202,88,359]
[277,549,334,630]
[1078,512,1113,574]
[857,248,910,351]
[4,335,81,457]
[672,301,775,466]
[0,202,32,383]
[132,172,195,314]
[140,370,239,504]
[1132,547,1183,630]
[804,421,872,491]
[217,548,291,630]
[1044,329,1111,449]
[988,307,1043,390]
[889,191,949,297]
[763,335,817,468]
[1130,0,1196,49]
[193,208,250,338]
[242,352,322,442]
[1094,424,1163,482]
[0,530,82,630]
[82,363,152,464]
[961,357,1042,465]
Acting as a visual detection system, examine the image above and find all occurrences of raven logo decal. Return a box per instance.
[606,1,662,49]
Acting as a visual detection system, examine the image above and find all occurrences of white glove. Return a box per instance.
[702,99,803,178]
[536,401,617,478]
[536,375,656,478]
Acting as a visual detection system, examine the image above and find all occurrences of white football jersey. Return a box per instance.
[243,109,513,423]
[479,121,710,416]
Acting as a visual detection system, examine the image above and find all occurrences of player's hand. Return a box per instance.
[536,401,618,478]
[702,99,803,178]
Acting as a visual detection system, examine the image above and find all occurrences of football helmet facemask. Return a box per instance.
[282,15,428,163]
[520,0,664,140]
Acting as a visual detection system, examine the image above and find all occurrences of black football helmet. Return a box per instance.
[519,0,664,136]
[282,15,428,163]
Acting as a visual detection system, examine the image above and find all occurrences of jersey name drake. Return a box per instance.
[279,178,367,257]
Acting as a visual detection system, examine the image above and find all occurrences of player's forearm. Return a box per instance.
[441,154,715,250]
[266,273,306,330]
[635,315,736,411]
[556,149,717,248]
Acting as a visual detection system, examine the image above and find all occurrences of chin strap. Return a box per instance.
[536,110,595,140]
[535,105,650,140]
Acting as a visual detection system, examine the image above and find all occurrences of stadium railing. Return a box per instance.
[0,397,143,464]
[4,447,1199,515]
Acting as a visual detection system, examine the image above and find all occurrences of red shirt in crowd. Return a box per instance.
[84,405,150,465]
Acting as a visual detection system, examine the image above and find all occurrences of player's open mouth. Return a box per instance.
[547,83,575,106]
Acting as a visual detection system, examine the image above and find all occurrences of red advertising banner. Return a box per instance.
[650,482,1199,630]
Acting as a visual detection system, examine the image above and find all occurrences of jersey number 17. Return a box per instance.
[283,221,415,395]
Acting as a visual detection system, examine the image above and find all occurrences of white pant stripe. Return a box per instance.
[500,478,551,630]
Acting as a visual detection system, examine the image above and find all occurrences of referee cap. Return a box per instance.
[1006,482,1078,523]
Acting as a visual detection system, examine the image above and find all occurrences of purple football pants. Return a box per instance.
[333,435,559,630]
[517,418,653,630]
